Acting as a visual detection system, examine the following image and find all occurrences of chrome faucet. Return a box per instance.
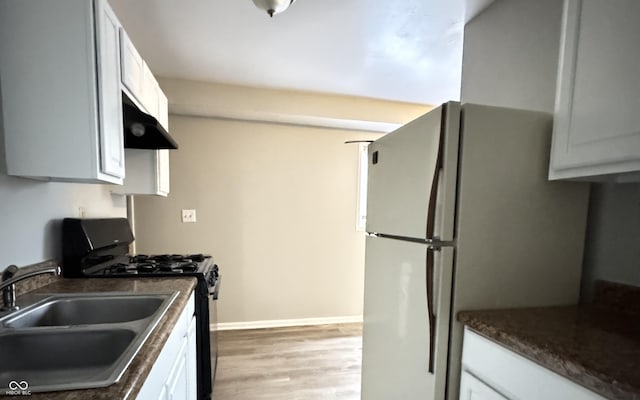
[1,264,61,311]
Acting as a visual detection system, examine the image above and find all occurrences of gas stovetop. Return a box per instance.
[62,218,220,400]
[89,253,217,278]
[61,219,221,290]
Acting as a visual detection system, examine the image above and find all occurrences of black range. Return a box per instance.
[62,218,220,400]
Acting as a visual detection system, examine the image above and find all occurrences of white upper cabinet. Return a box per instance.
[120,28,144,100]
[112,149,170,197]
[96,2,126,180]
[118,25,171,196]
[0,0,124,184]
[549,0,640,181]
[120,29,169,126]
[158,88,170,131]
[142,62,161,117]
[157,148,171,195]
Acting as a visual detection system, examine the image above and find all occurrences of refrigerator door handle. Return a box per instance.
[425,106,446,241]
[368,233,455,249]
[426,247,436,374]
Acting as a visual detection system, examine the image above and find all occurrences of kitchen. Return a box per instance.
[1,0,639,399]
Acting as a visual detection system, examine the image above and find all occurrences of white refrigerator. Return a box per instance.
[360,102,590,400]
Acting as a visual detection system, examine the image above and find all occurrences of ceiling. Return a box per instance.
[109,0,494,105]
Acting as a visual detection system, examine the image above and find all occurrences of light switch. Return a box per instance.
[181,209,197,223]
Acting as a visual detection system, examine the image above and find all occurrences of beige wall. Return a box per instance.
[133,80,430,324]
[461,0,640,301]
[158,78,429,127]
[461,0,563,113]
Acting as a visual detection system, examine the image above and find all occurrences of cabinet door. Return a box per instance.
[167,337,189,400]
[112,149,170,196]
[550,0,640,180]
[136,292,194,400]
[158,87,169,130]
[142,61,160,117]
[186,316,198,400]
[95,0,125,179]
[120,28,144,100]
[157,149,171,196]
[460,372,509,400]
[158,385,169,400]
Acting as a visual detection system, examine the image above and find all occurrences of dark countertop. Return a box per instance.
[458,282,640,400]
[6,275,198,400]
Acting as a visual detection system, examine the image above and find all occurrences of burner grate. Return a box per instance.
[96,254,212,276]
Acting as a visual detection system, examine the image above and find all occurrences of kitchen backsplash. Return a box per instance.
[0,123,125,268]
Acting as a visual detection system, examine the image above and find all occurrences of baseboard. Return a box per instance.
[212,315,363,331]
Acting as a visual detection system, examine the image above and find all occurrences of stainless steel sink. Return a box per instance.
[0,328,135,389]
[0,292,178,393]
[3,295,166,328]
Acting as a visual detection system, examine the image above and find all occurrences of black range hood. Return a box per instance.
[122,94,178,150]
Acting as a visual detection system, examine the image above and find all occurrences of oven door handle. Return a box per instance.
[209,275,221,300]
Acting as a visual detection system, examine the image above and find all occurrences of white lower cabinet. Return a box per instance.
[460,372,508,400]
[137,292,197,400]
[186,315,198,400]
[460,328,605,400]
[166,338,189,400]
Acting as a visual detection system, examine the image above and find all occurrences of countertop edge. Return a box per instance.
[458,309,639,400]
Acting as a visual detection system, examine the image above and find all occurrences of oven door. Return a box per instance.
[194,278,214,400]
[208,276,220,386]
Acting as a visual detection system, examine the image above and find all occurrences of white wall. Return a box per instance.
[132,79,430,325]
[461,0,640,301]
[0,107,126,269]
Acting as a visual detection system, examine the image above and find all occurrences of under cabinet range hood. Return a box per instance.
[122,94,178,150]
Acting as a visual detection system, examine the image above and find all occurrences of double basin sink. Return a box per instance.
[0,292,178,393]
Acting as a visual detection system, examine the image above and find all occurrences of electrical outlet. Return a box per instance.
[181,209,197,223]
[78,206,86,218]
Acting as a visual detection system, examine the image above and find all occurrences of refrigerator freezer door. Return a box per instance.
[361,236,453,400]
[365,106,443,240]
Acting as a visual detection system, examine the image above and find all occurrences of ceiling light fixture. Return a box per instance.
[252,0,296,17]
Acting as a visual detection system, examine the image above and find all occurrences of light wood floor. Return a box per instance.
[212,323,363,400]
